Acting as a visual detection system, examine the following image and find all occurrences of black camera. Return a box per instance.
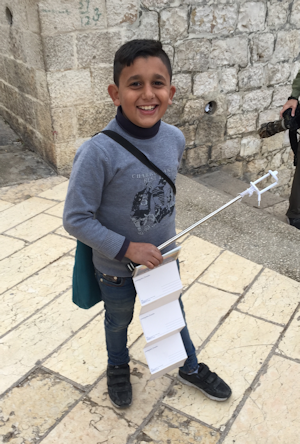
[258,103,300,166]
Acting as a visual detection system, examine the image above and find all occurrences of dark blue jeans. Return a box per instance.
[95,268,198,373]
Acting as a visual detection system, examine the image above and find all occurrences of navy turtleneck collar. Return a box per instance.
[115,106,161,139]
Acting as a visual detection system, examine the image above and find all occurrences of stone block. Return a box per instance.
[35,70,51,104]
[237,2,266,32]
[258,108,281,127]
[219,67,238,93]
[183,98,206,123]
[177,123,196,147]
[5,57,37,98]
[243,89,273,112]
[106,0,139,27]
[23,31,44,70]
[238,65,265,90]
[267,0,289,28]
[76,102,116,138]
[210,36,248,68]
[227,112,257,136]
[227,93,242,115]
[261,132,284,154]
[0,25,9,56]
[4,0,28,29]
[222,160,243,178]
[91,66,113,103]
[39,0,106,35]
[127,10,159,41]
[43,34,75,71]
[245,157,268,181]
[47,69,92,108]
[163,99,184,126]
[190,4,238,35]
[251,33,274,63]
[163,44,174,68]
[0,55,7,81]
[266,63,291,86]
[172,73,191,98]
[160,7,188,42]
[186,145,209,168]
[55,141,78,172]
[193,71,219,98]
[240,136,261,157]
[4,84,20,117]
[8,27,27,63]
[273,30,300,62]
[211,138,241,161]
[17,93,36,128]
[142,0,175,8]
[35,102,53,141]
[291,0,300,25]
[174,39,210,72]
[25,0,41,33]
[0,81,8,109]
[195,116,226,145]
[77,31,122,67]
[51,107,76,143]
[272,85,292,108]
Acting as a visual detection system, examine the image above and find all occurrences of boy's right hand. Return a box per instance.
[124,242,163,269]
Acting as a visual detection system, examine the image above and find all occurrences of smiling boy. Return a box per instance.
[63,39,231,408]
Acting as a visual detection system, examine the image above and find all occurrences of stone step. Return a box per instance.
[176,173,300,282]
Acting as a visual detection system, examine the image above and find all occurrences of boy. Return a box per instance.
[63,39,231,408]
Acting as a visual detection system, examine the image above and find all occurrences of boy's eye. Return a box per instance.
[130,82,141,87]
[154,81,163,86]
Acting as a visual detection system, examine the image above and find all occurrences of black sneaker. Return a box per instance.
[289,217,300,229]
[107,364,132,408]
[178,363,231,402]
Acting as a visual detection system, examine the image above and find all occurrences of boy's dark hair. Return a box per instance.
[113,39,172,86]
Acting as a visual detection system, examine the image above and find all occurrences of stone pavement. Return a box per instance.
[1,175,300,444]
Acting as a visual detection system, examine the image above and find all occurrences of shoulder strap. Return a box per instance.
[101,129,176,195]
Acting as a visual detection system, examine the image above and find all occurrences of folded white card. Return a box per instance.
[133,260,182,314]
[139,299,185,344]
[143,332,187,379]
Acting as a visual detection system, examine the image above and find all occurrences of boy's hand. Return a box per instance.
[280,98,298,118]
[125,242,163,269]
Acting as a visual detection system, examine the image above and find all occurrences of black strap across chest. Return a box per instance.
[101,130,176,195]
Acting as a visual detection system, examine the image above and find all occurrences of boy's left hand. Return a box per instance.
[124,242,163,269]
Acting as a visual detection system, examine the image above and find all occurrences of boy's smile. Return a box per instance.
[108,57,176,128]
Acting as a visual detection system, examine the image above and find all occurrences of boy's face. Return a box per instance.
[108,56,176,128]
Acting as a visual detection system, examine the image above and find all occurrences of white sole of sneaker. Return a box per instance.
[109,398,132,409]
[177,374,230,402]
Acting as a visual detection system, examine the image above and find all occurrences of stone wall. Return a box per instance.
[0,0,300,195]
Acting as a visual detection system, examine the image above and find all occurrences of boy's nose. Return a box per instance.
[142,84,155,100]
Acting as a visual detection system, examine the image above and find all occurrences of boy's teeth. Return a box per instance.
[139,106,155,110]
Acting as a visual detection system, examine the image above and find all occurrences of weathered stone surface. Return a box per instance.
[174,39,211,72]
[5,57,37,98]
[17,93,36,128]
[142,0,177,8]
[0,55,7,81]
[39,0,106,35]
[261,132,285,155]
[290,0,300,25]
[193,71,219,97]
[273,30,300,62]
[238,65,265,90]
[237,2,266,32]
[172,73,191,98]
[76,102,116,138]
[183,98,206,123]
[26,0,41,33]
[77,31,122,67]
[243,89,273,112]
[35,70,51,103]
[227,112,257,136]
[251,33,274,63]
[210,36,248,68]
[227,93,242,115]
[190,4,238,35]
[90,66,113,103]
[160,7,189,42]
[220,67,238,93]
[106,0,139,27]
[51,107,76,143]
[47,70,92,108]
[195,116,226,145]
[267,0,289,28]
[163,99,184,126]
[258,108,281,127]
[43,34,75,71]
[8,27,27,63]
[35,101,53,140]
[272,85,292,108]
[240,136,261,157]
[211,138,240,161]
[23,31,45,70]
[186,145,210,168]
[267,63,291,86]
[245,157,268,180]
[128,10,159,41]
[177,123,196,146]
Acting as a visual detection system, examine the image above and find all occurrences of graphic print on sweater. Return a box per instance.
[130,177,175,235]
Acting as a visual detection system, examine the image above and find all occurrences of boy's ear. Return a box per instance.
[108,84,121,106]
[168,85,176,105]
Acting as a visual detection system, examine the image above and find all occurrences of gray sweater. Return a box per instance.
[63,118,185,277]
